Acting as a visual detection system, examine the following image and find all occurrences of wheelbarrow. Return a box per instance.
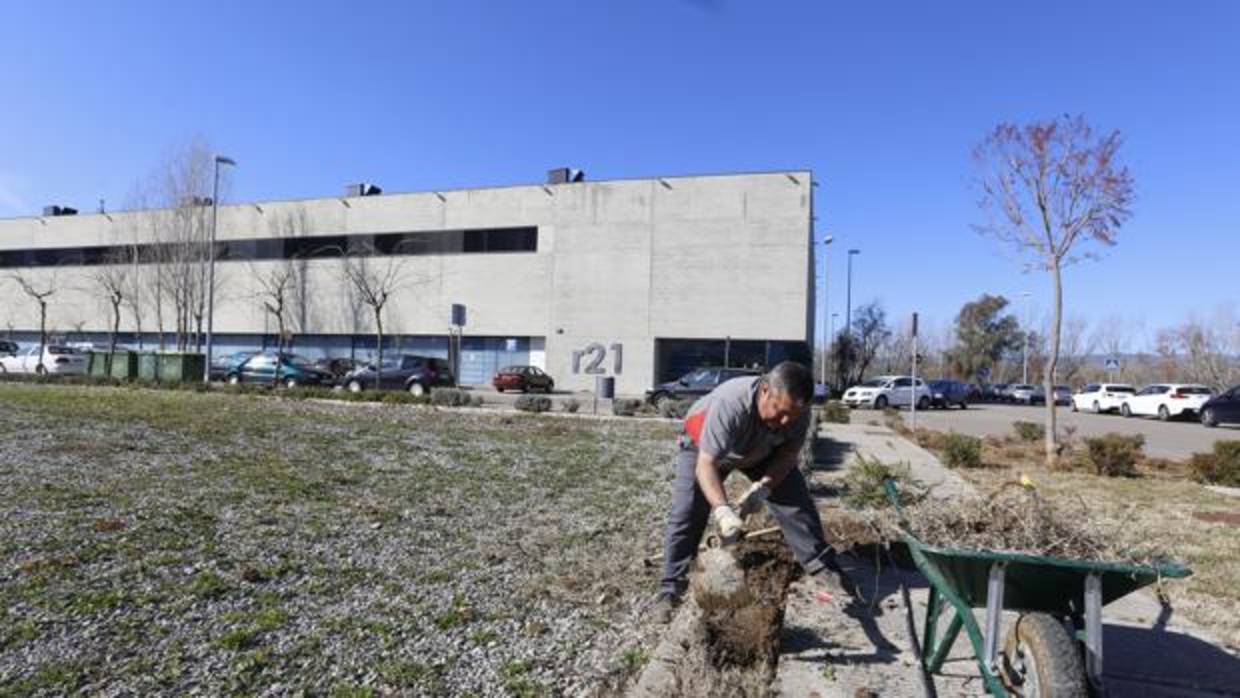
[882,479,1190,697]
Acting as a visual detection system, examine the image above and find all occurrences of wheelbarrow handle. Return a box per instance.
[883,478,909,523]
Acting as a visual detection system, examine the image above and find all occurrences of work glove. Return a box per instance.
[736,481,770,517]
[712,505,743,544]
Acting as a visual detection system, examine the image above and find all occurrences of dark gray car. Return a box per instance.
[928,380,969,409]
[341,354,454,396]
[645,367,761,405]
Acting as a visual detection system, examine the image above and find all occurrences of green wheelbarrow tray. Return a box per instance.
[881,479,1191,697]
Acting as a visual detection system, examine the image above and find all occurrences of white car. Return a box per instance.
[1008,384,1040,404]
[842,375,932,410]
[0,345,88,375]
[1072,383,1136,414]
[1121,384,1214,421]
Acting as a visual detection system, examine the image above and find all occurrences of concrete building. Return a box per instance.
[0,170,814,395]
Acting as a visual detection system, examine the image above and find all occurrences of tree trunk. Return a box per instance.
[108,300,121,374]
[1045,261,1063,467]
[374,309,384,391]
[37,302,47,374]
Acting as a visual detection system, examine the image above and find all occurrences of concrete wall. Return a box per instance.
[0,171,812,394]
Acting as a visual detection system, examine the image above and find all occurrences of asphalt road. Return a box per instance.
[892,402,1238,461]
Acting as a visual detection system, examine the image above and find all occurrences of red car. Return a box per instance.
[492,365,555,393]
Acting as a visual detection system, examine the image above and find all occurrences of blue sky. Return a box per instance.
[2,1,1236,349]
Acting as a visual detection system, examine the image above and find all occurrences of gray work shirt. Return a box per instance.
[681,376,810,471]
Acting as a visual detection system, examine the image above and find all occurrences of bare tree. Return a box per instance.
[128,138,221,353]
[90,249,131,371]
[974,115,1135,466]
[1055,314,1095,385]
[253,261,295,385]
[10,272,56,373]
[1161,307,1240,391]
[340,242,410,390]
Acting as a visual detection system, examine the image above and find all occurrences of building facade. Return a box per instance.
[0,171,814,395]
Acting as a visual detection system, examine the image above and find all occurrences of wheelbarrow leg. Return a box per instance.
[1084,572,1105,694]
[923,585,942,660]
[983,562,1007,671]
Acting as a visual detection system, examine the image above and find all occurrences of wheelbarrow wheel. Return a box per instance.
[1000,612,1087,697]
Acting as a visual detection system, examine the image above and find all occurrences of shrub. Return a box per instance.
[1081,433,1144,477]
[820,400,850,424]
[941,433,983,469]
[842,455,925,509]
[514,395,552,413]
[1188,441,1240,486]
[561,397,580,413]
[611,398,641,417]
[470,394,483,407]
[380,392,430,406]
[657,398,693,419]
[431,388,472,407]
[1012,420,1045,443]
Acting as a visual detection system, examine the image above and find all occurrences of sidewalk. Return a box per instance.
[773,421,1240,697]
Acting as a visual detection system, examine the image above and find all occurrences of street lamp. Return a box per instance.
[1021,291,1031,385]
[819,235,834,388]
[845,249,860,336]
[203,154,236,383]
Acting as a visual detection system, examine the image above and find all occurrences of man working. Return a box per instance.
[654,360,852,622]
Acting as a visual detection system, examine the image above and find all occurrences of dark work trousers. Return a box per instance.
[658,445,837,597]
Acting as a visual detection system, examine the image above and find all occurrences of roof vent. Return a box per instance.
[345,183,383,197]
[546,168,585,185]
[42,205,79,217]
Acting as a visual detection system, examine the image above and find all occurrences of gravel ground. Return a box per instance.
[0,383,681,697]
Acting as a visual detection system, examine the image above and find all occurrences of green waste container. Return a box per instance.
[88,352,109,378]
[156,353,206,383]
[109,351,138,381]
[138,352,159,382]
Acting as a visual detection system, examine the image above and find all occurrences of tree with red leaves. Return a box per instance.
[974,114,1135,466]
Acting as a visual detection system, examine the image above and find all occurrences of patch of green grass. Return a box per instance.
[66,588,128,615]
[468,629,499,645]
[330,684,375,698]
[189,571,230,599]
[500,660,546,697]
[4,661,85,695]
[1,619,40,650]
[254,606,290,631]
[215,627,260,651]
[379,659,436,686]
[619,647,648,672]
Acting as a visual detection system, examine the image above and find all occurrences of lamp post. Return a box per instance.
[845,249,860,337]
[203,154,236,383]
[819,235,834,388]
[1021,291,1031,385]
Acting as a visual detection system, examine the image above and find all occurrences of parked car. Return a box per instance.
[645,367,761,405]
[0,340,19,356]
[226,352,336,388]
[1051,385,1073,406]
[209,351,257,382]
[1008,384,1040,405]
[0,345,88,375]
[1200,385,1240,428]
[965,383,983,402]
[1120,384,1214,421]
[314,357,364,380]
[340,354,453,395]
[928,380,969,409]
[492,365,555,393]
[1072,383,1136,414]
[842,376,932,410]
[984,383,1011,402]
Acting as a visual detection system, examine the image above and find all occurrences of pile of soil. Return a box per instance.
[629,537,797,698]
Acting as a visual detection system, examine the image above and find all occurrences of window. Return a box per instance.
[893,378,912,388]
[0,226,537,268]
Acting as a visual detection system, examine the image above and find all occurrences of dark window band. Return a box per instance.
[0,226,537,269]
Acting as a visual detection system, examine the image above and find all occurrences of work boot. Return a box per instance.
[650,592,680,624]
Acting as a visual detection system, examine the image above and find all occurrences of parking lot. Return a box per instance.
[896,403,1237,461]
